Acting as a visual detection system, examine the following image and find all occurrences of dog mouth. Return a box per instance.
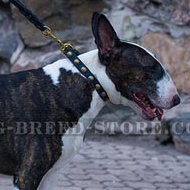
[133,93,163,121]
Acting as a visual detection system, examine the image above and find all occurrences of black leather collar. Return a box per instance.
[64,47,109,101]
[9,0,109,101]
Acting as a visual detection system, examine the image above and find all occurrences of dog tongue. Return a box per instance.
[145,107,154,118]
[156,108,163,121]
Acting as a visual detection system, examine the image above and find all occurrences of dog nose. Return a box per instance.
[172,94,180,107]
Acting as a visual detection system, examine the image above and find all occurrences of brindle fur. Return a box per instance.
[0,68,94,189]
[0,12,180,190]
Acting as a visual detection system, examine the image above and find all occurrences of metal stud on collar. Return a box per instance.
[43,26,109,101]
[63,47,109,101]
[74,59,80,65]
[88,76,94,81]
[9,0,109,102]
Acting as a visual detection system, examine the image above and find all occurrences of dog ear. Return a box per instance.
[92,12,120,65]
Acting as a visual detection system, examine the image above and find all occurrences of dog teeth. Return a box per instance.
[152,108,156,113]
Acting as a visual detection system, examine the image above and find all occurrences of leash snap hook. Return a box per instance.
[42,26,52,36]
[42,26,64,46]
[42,26,76,54]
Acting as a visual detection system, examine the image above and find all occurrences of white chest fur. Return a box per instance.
[42,50,119,169]
[38,91,105,190]
[56,90,104,168]
[39,49,128,190]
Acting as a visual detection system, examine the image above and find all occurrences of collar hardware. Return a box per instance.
[63,47,109,101]
[42,26,109,101]
[9,0,109,101]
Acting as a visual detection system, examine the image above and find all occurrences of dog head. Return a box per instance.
[92,12,180,121]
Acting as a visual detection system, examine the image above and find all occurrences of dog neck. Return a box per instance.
[43,49,129,127]
[78,50,123,105]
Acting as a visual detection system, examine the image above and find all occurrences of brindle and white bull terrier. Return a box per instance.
[0,12,180,190]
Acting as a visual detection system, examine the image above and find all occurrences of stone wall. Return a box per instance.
[0,0,190,154]
[0,0,189,93]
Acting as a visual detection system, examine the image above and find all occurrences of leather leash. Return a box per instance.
[9,0,109,101]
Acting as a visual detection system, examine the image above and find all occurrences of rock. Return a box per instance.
[141,32,190,94]
[0,0,9,3]
[0,0,190,147]
[11,0,69,47]
[158,93,190,155]
[11,0,107,48]
[108,8,137,42]
[8,0,190,94]
[155,122,172,145]
[123,0,190,26]
[69,0,107,26]
[11,45,63,72]
[0,32,24,64]
[0,61,11,74]
[0,2,24,73]
[65,0,85,7]
[9,0,107,70]
[102,3,190,94]
[0,33,18,61]
[171,116,190,155]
